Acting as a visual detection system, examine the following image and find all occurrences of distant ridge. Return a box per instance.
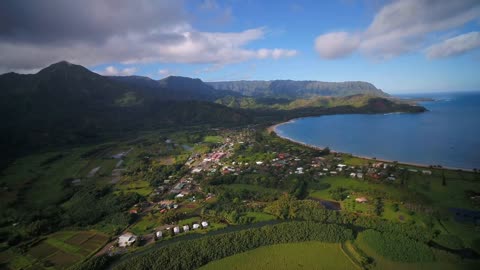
[207,80,387,98]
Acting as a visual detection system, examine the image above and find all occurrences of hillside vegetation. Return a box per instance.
[216,94,403,110]
[208,80,387,98]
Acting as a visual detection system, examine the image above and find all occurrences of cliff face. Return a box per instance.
[208,80,387,98]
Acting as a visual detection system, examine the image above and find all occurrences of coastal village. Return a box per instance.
[1,125,479,269]
[93,127,459,255]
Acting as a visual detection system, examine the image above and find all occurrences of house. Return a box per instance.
[173,226,180,234]
[118,233,137,247]
[201,221,209,228]
[192,168,203,174]
[350,172,356,178]
[295,167,304,174]
[175,193,185,198]
[355,197,368,203]
[422,170,432,175]
[256,161,264,165]
[356,173,364,179]
[330,171,337,175]
[183,225,190,232]
[337,164,347,168]
[387,176,396,181]
[192,223,200,229]
[155,231,163,238]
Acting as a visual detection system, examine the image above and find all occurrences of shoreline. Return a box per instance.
[269,122,475,172]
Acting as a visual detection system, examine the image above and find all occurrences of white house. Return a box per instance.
[295,167,304,174]
[192,223,200,229]
[350,172,356,178]
[175,193,185,198]
[183,225,190,232]
[118,233,137,247]
[155,231,163,238]
[422,170,432,175]
[256,161,264,165]
[201,221,209,228]
[192,168,203,174]
[356,173,364,179]
[173,226,180,234]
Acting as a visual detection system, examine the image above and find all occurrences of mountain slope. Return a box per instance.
[109,75,240,101]
[0,62,252,162]
[208,80,387,98]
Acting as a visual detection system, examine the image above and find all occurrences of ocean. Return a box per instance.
[275,92,480,170]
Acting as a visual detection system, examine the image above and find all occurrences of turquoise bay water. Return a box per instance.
[275,92,480,170]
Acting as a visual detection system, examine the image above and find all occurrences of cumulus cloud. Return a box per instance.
[315,32,360,59]
[0,0,297,73]
[314,0,480,60]
[426,32,480,59]
[101,66,137,76]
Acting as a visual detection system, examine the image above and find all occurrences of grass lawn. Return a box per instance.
[115,179,152,196]
[204,135,223,144]
[309,177,411,202]
[342,155,370,166]
[199,241,357,270]
[130,213,164,235]
[243,212,276,223]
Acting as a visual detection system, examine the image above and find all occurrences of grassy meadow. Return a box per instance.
[199,241,356,270]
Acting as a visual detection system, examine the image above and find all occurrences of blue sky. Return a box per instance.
[1,0,480,93]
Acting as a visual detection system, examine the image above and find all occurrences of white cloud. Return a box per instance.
[314,0,480,60]
[101,66,137,76]
[158,69,172,77]
[426,32,480,59]
[0,0,297,73]
[315,32,360,59]
[257,48,298,59]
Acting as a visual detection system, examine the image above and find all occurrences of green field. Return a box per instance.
[204,136,223,144]
[243,212,276,223]
[0,230,109,270]
[354,231,479,270]
[199,241,356,270]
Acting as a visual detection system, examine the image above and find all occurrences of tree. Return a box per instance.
[374,197,384,216]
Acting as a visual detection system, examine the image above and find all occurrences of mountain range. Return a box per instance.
[207,80,387,98]
[0,61,424,167]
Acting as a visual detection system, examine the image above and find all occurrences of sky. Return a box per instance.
[0,0,479,93]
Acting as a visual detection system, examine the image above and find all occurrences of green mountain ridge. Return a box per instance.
[208,80,387,98]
